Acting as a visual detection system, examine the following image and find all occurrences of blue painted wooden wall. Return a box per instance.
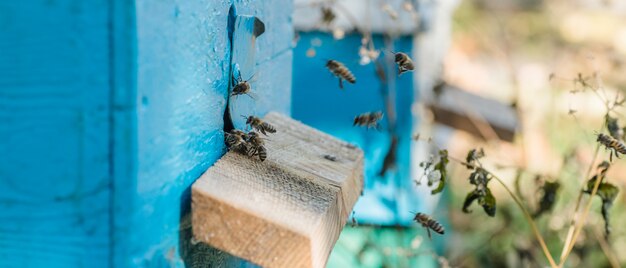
[0,0,292,267]
[1,1,113,267]
[291,32,422,226]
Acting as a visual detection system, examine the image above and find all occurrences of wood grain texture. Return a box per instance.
[0,1,111,267]
[110,0,137,266]
[192,112,364,268]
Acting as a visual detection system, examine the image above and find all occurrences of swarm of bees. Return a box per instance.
[413,212,445,239]
[326,60,356,89]
[353,111,384,130]
[224,115,277,162]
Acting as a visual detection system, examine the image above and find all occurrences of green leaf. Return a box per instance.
[597,183,619,202]
[469,168,488,186]
[480,188,497,217]
[583,180,619,238]
[533,181,560,218]
[431,150,449,194]
[606,115,623,140]
[465,148,484,169]
[462,190,480,213]
[599,184,619,238]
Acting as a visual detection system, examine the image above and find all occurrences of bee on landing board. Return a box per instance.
[389,51,414,76]
[325,60,356,89]
[353,111,384,130]
[246,132,267,161]
[413,212,445,239]
[243,115,277,136]
[225,129,248,153]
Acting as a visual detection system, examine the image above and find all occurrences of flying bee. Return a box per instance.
[246,132,267,161]
[597,133,626,161]
[225,129,248,153]
[231,72,256,99]
[326,60,356,89]
[390,51,414,76]
[242,115,276,136]
[413,212,445,239]
[353,111,384,130]
[320,7,336,26]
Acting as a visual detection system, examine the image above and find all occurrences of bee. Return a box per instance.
[353,111,384,130]
[243,115,276,135]
[391,51,414,76]
[231,72,255,98]
[320,7,336,26]
[225,129,248,153]
[323,154,338,162]
[350,211,357,227]
[246,132,267,161]
[413,212,445,239]
[597,133,626,161]
[326,60,356,89]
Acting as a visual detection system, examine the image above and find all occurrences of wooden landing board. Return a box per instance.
[192,112,364,268]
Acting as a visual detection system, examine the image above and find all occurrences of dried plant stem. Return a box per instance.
[593,227,620,268]
[489,173,558,268]
[557,163,604,267]
[559,143,600,263]
[447,156,557,268]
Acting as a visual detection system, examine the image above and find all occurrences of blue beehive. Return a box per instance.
[1,0,456,267]
[0,1,292,267]
[291,0,433,227]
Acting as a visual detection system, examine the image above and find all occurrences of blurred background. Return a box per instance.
[291,0,626,267]
[3,0,626,267]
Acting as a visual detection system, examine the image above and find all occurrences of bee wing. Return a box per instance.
[247,73,258,83]
[246,91,258,100]
[230,65,244,88]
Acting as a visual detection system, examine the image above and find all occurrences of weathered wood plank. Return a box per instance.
[192,112,364,268]
[428,83,518,141]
